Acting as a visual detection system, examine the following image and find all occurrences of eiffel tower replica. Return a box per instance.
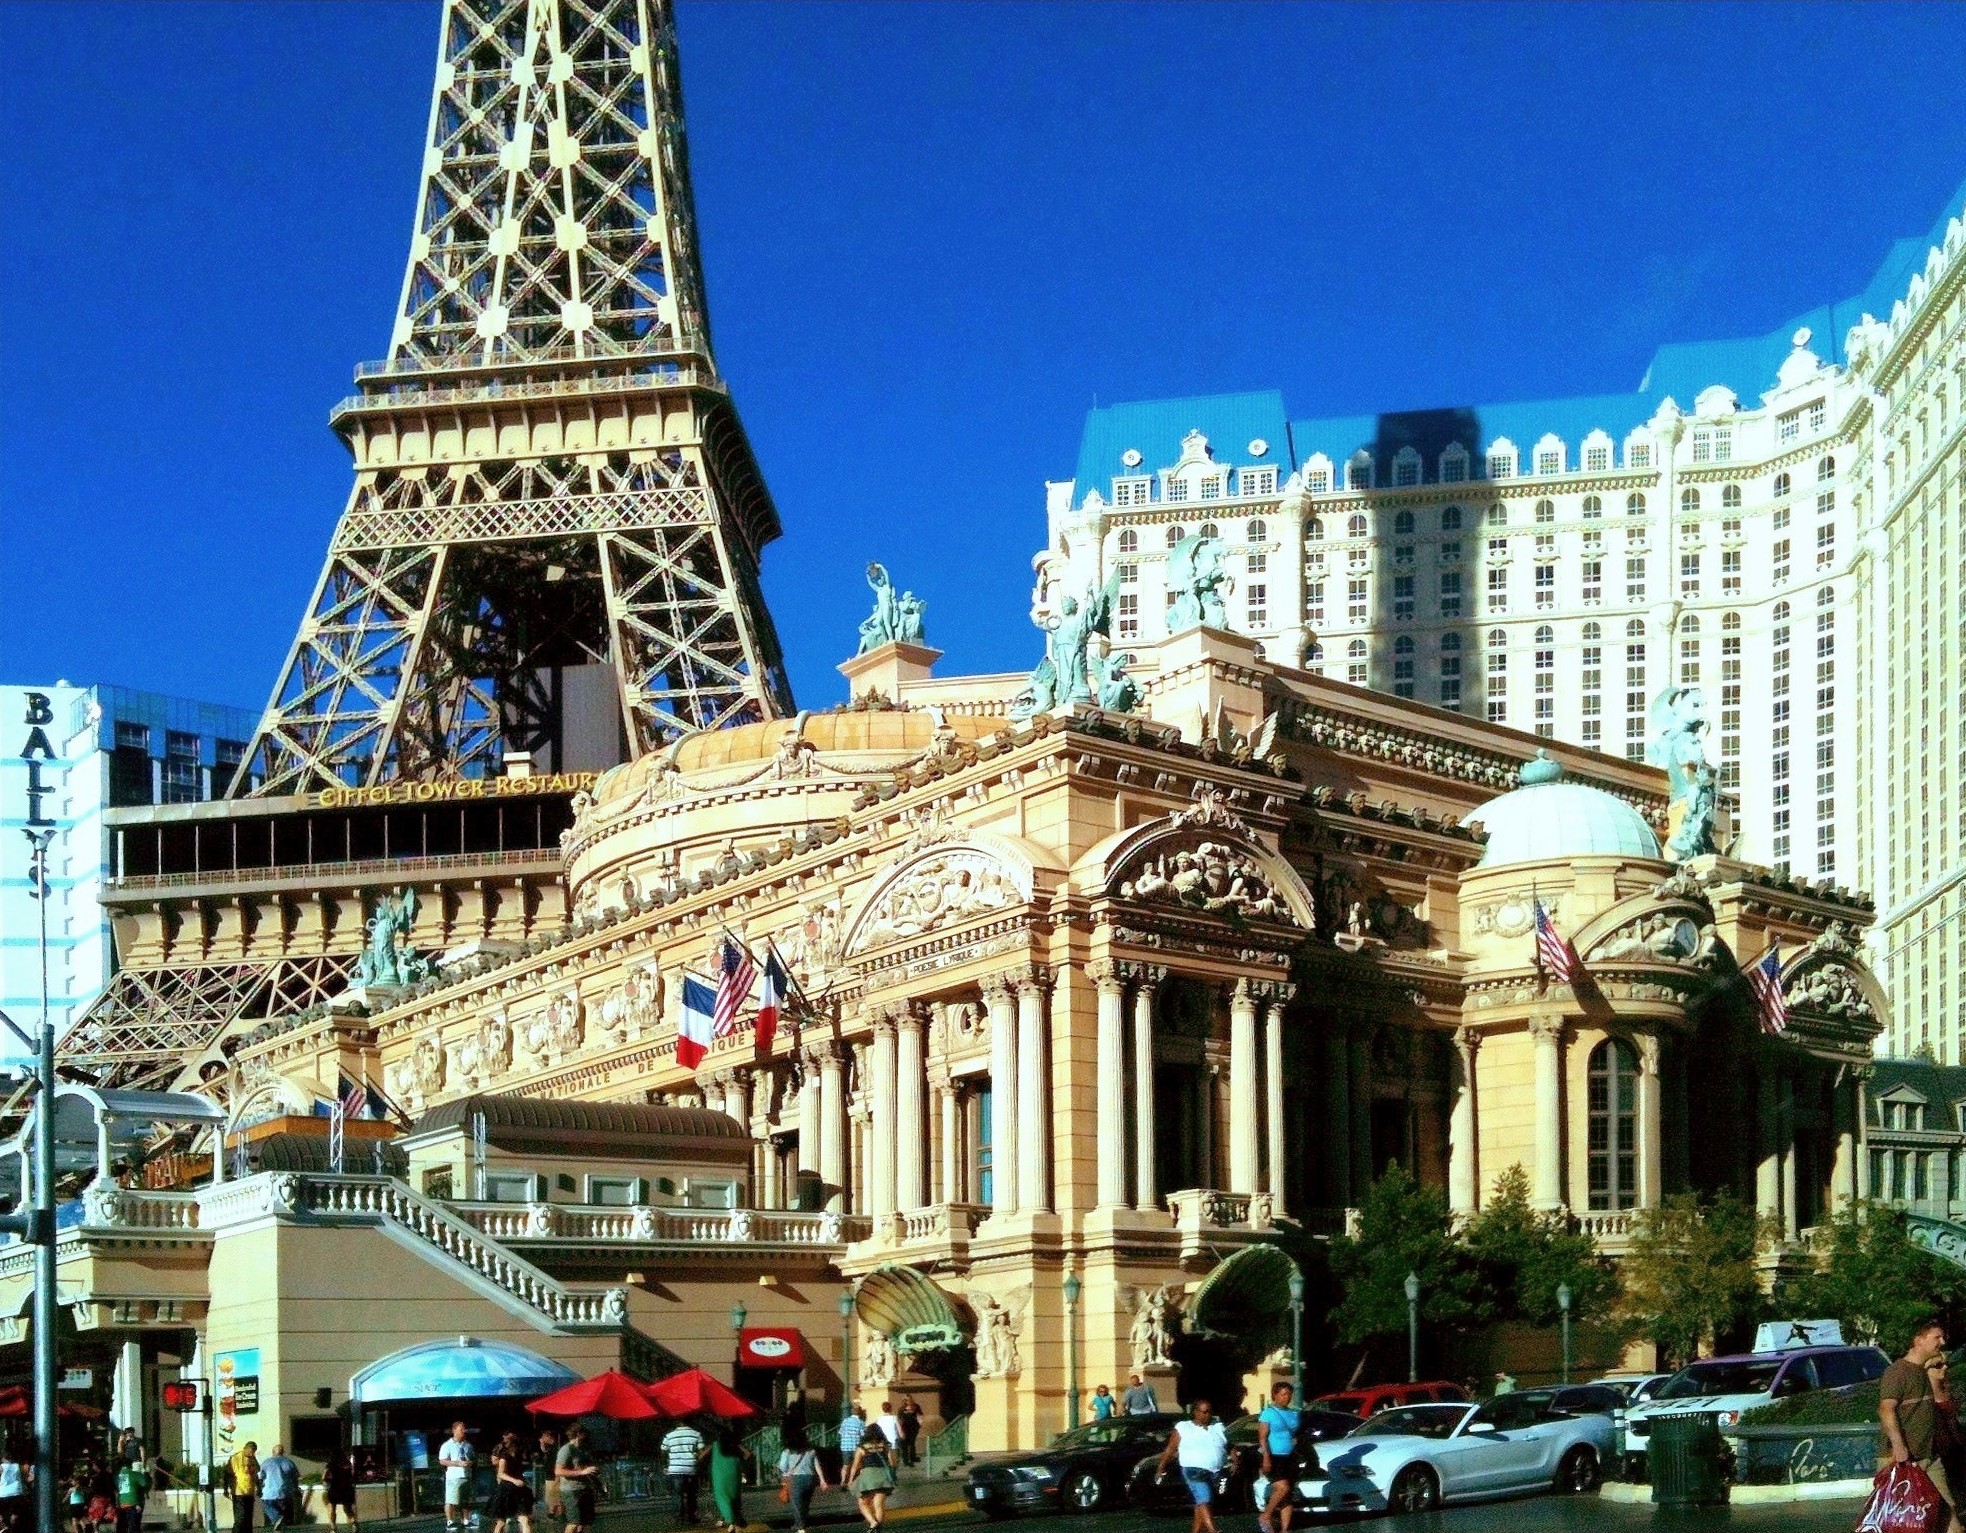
[61,0,793,1089]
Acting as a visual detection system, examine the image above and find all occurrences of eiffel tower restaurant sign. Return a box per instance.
[312,771,599,810]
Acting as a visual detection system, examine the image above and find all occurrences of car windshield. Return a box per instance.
[1050,1422,1136,1449]
[1658,1360,1783,1399]
[1352,1406,1466,1440]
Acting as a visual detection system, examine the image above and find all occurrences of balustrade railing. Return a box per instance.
[80,1187,204,1232]
[1572,1210,1637,1240]
[448,1200,868,1248]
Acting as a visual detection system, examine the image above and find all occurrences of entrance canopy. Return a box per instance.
[1187,1244,1299,1348]
[855,1265,970,1353]
[350,1337,581,1405]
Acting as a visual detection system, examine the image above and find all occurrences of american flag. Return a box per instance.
[713,936,756,1038]
[1534,898,1580,985]
[1747,943,1789,1035]
[338,1072,368,1121]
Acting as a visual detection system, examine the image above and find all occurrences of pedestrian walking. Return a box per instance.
[705,1425,749,1533]
[0,1443,24,1533]
[1154,1399,1228,1533]
[1089,1385,1115,1421]
[1255,1382,1307,1533]
[114,1455,146,1533]
[227,1442,262,1533]
[116,1429,144,1468]
[896,1398,922,1468]
[846,1424,895,1530]
[1121,1374,1160,1415]
[86,1460,117,1532]
[1881,1316,1963,1533]
[661,1416,705,1524]
[322,1449,360,1533]
[554,1424,599,1533]
[837,1405,866,1460]
[488,1432,535,1533]
[873,1403,902,1466]
[1930,1352,1966,1507]
[534,1429,562,1531]
[775,1426,829,1533]
[259,1444,299,1528]
[439,1421,476,1533]
[65,1463,89,1533]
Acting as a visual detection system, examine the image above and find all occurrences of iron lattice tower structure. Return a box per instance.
[239,0,792,796]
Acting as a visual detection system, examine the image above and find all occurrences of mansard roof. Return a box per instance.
[410,1092,750,1159]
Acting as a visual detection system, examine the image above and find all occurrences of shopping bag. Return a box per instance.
[1856,1462,1947,1533]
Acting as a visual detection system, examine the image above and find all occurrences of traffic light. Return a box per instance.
[162,1381,200,1412]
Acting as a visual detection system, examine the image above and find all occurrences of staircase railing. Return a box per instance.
[921,1414,969,1476]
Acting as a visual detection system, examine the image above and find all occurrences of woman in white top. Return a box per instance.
[1155,1399,1229,1533]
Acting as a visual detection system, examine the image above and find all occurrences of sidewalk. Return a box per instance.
[375,1476,972,1533]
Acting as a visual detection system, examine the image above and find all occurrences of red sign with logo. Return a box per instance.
[738,1328,804,1369]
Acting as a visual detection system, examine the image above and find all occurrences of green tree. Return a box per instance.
[1776,1201,1966,1352]
[1328,1164,1481,1348]
[1463,1165,1620,1326]
[1621,1192,1773,1368]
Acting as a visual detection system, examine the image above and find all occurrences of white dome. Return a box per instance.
[1463,753,1660,869]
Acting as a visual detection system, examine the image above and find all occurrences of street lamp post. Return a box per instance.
[839,1290,856,1412]
[1287,1271,1306,1406]
[1403,1272,1420,1384]
[1063,1273,1083,1431]
[1557,1283,1573,1386]
[731,1301,748,1387]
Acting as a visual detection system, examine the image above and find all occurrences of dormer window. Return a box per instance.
[1487,448,1516,480]
[1392,447,1421,487]
[1441,444,1470,483]
[1239,465,1277,497]
[1113,476,1152,507]
[1346,451,1374,490]
[1166,478,1190,503]
[1533,435,1565,475]
[1198,474,1225,501]
[1628,440,1653,469]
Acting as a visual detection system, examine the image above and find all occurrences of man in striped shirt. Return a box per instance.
[662,1420,705,1525]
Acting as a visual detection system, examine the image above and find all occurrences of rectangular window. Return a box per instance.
[1439,679,1462,710]
[1581,560,1602,601]
[162,729,201,805]
[1713,429,1732,462]
[1534,563,1555,607]
[1440,540,1462,562]
[1629,443,1651,468]
[485,1171,538,1204]
[1778,408,1802,443]
[1113,477,1152,506]
[1487,700,1507,723]
[1581,718,1602,744]
[1691,429,1712,463]
[1246,550,1267,573]
[1166,478,1189,503]
[1393,457,1419,487]
[1487,453,1514,480]
[1348,576,1368,623]
[1199,474,1223,500]
[1585,445,1609,471]
[1239,466,1277,496]
[1722,548,1741,592]
[1807,400,1826,432]
[1679,551,1700,596]
[1246,584,1267,625]
[1774,538,1790,581]
[1305,469,1330,492]
[1393,573,1414,621]
[1536,449,1561,474]
[1116,591,1139,636]
[1625,555,1646,601]
[1486,567,1508,612]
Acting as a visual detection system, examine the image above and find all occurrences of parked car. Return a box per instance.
[1311,1380,1469,1419]
[1621,1344,1889,1463]
[967,1414,1181,1516]
[1293,1392,1617,1516]
[1593,1371,1673,1407]
[1126,1408,1364,1514]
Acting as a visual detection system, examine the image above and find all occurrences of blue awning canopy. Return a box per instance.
[350,1337,582,1405]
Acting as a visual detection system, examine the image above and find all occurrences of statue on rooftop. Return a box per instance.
[1166,531,1233,632]
[1013,571,1132,717]
[1647,686,1717,859]
[857,562,927,653]
[352,887,432,990]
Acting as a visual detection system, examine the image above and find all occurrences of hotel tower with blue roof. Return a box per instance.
[1040,175,1966,1063]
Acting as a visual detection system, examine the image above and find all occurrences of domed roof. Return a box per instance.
[1462,751,1660,869]
[348,1336,580,1404]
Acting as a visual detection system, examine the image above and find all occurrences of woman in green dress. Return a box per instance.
[846,1423,896,1529]
[707,1425,750,1532]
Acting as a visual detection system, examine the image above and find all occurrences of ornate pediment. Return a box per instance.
[1585,909,1717,969]
[846,846,1030,953]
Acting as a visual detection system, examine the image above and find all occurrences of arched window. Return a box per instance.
[1347,513,1368,538]
[1486,503,1508,527]
[1394,635,1414,655]
[1774,600,1791,621]
[1441,506,1464,532]
[1347,639,1367,658]
[1722,484,1742,509]
[1722,611,1741,632]
[1773,472,1791,498]
[1487,628,1508,649]
[1394,509,1415,535]
[1679,614,1700,634]
[1680,488,1701,513]
[1306,517,1324,541]
[1582,494,1603,519]
[1534,624,1555,646]
[1167,525,1185,548]
[1587,1039,1640,1212]
[1817,584,1834,608]
[1625,619,1645,639]
[1440,633,1462,653]
[1304,640,1324,663]
[1534,498,1556,524]
[1200,522,1219,540]
[1117,529,1138,553]
[1582,621,1601,642]
[1818,455,1836,482]
[1247,519,1267,543]
[1626,492,1647,517]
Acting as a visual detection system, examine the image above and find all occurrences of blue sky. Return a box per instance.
[2,1,1963,713]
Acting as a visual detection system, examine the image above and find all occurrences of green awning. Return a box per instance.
[854,1266,971,1353]
[1187,1244,1299,1348]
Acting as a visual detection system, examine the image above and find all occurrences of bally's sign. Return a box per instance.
[19,692,58,897]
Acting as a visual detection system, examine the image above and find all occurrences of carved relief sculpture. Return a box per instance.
[1120,841,1291,922]
[858,851,1022,947]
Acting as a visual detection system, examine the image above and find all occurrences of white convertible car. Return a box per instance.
[1294,1391,1618,1517]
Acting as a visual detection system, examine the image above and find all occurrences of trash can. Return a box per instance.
[1649,1412,1727,1507]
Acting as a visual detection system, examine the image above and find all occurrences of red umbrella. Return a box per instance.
[525,1369,663,1420]
[642,1368,757,1420]
[0,1385,103,1419]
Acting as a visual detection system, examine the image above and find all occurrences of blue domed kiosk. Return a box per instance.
[1462,749,1661,868]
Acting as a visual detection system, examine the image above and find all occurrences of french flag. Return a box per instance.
[757,947,790,1052]
[678,973,717,1068]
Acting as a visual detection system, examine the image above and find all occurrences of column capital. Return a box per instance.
[1258,980,1297,1010]
[980,971,1017,1005]
[1528,1015,1567,1046]
[871,1012,899,1041]
[1454,1024,1483,1061]
[1636,1032,1662,1076]
[1088,960,1126,995]
[808,1040,842,1072]
[1119,961,1167,991]
[1014,965,1053,997]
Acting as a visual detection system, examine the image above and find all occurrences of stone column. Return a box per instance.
[798,1053,822,1180]
[1636,1035,1663,1209]
[818,1045,846,1212]
[1756,1066,1782,1223]
[1092,963,1127,1209]
[747,1070,776,1208]
[1832,1067,1860,1206]
[1264,992,1290,1209]
[1780,1072,1801,1239]
[1530,1016,1565,1210]
[1855,1066,1873,1199]
[985,975,1019,1215]
[940,1080,961,1207]
[1016,971,1049,1213]
[870,1016,899,1219]
[896,1007,927,1213]
[1324,1024,1352,1207]
[1449,1027,1481,1217]
[1348,1024,1375,1198]
[1132,974,1160,1212]
[1228,981,1260,1194]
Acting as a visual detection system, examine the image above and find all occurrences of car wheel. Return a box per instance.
[1556,1444,1601,1494]
[1065,1470,1106,1513]
[1388,1465,1439,1514]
